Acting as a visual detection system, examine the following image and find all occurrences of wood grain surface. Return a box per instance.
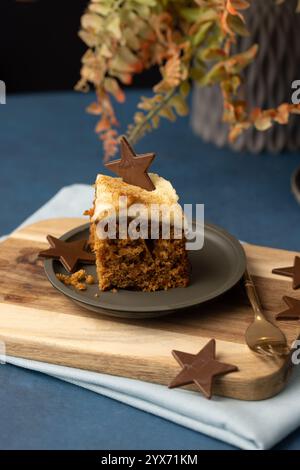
[0,218,299,400]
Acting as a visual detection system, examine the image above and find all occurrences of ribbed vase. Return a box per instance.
[191,0,300,153]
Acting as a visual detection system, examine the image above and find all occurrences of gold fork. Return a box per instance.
[244,269,289,357]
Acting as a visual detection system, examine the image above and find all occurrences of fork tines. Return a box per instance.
[255,344,290,358]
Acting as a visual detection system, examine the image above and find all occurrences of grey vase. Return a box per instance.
[191,0,300,153]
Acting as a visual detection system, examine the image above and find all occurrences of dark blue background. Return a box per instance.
[1,91,300,449]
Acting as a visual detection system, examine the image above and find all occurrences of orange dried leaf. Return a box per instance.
[228,122,251,141]
[86,102,102,115]
[104,78,125,103]
[95,117,111,133]
[229,0,250,10]
[274,103,290,124]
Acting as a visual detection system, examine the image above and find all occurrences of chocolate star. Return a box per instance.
[272,256,300,289]
[276,296,300,321]
[168,339,238,399]
[105,136,155,191]
[39,235,95,273]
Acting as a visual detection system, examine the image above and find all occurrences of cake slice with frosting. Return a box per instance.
[89,172,190,292]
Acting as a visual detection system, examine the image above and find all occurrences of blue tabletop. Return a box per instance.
[1,90,300,449]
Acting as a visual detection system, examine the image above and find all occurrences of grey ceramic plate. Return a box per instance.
[44,222,246,319]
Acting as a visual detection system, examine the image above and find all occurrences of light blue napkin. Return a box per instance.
[3,184,300,450]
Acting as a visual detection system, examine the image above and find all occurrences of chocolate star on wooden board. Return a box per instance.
[272,256,300,289]
[168,339,238,399]
[39,235,95,273]
[105,136,155,191]
[276,296,300,321]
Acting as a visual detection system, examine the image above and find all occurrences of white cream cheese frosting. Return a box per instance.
[92,173,184,225]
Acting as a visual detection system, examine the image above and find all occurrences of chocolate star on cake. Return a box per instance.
[105,136,155,191]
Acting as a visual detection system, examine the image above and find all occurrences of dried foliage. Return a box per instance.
[76,0,300,159]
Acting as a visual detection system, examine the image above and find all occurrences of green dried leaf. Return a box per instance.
[190,67,206,83]
[132,4,151,19]
[89,3,112,16]
[201,48,226,61]
[201,64,227,85]
[225,44,258,73]
[170,95,189,116]
[81,13,103,34]
[134,112,145,124]
[78,30,99,48]
[123,28,140,51]
[191,22,213,47]
[99,43,113,58]
[110,46,140,73]
[180,81,191,98]
[151,115,160,128]
[222,75,241,95]
[138,97,154,111]
[159,106,176,121]
[106,15,121,39]
[178,7,203,22]
[226,14,249,37]
[118,46,139,65]
[133,0,157,6]
[179,7,217,23]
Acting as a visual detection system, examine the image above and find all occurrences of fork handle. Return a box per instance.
[244,269,263,317]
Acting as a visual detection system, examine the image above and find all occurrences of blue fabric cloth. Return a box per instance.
[6,351,300,450]
[1,90,300,449]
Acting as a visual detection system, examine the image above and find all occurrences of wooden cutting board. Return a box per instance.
[0,218,299,401]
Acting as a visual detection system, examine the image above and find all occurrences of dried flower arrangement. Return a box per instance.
[76,0,300,160]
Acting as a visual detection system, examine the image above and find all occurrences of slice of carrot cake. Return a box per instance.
[89,137,190,292]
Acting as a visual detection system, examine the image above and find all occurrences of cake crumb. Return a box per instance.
[71,269,86,282]
[86,274,95,285]
[94,293,100,298]
[76,282,87,291]
[111,288,118,293]
[56,269,95,291]
[83,208,94,217]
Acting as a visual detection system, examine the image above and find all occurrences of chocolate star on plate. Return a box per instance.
[168,339,238,399]
[39,235,95,273]
[272,256,300,289]
[276,296,300,321]
[105,136,155,191]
